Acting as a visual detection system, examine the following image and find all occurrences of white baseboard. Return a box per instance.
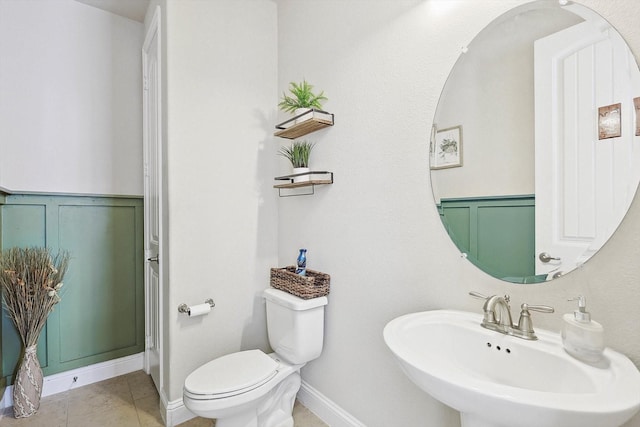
[0,352,144,411]
[160,393,195,427]
[298,380,366,427]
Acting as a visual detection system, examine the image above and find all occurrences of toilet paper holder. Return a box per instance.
[178,298,215,314]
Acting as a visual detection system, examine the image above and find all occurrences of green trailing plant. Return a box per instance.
[278,80,328,113]
[278,140,315,168]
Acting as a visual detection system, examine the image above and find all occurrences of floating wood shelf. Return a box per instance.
[273,178,334,189]
[273,171,333,197]
[274,109,334,139]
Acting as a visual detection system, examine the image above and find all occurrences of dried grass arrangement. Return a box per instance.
[0,247,70,418]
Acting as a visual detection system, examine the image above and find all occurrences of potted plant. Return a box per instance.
[278,140,315,183]
[0,247,70,418]
[278,80,328,124]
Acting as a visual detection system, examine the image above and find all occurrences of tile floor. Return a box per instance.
[0,370,328,427]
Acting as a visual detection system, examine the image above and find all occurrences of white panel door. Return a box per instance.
[534,14,640,278]
[142,7,162,391]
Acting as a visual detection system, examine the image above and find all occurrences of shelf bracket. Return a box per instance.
[277,185,317,197]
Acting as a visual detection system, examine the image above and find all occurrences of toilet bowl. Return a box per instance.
[183,288,328,427]
[184,350,302,427]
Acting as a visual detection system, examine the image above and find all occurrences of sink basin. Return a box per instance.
[383,310,640,427]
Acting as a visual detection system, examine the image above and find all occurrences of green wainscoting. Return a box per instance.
[438,195,536,282]
[0,194,144,386]
[0,192,4,399]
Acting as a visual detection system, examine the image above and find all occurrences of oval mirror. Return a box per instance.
[431,0,640,284]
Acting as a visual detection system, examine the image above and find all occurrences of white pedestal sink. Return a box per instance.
[383,310,640,427]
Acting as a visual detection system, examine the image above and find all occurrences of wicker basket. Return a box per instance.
[270,266,330,299]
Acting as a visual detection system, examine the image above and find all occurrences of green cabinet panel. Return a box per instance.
[439,195,535,282]
[476,205,535,278]
[1,204,49,378]
[58,205,140,362]
[440,206,471,253]
[1,195,143,385]
[2,204,47,248]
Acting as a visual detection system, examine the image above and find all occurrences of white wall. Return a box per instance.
[277,1,640,426]
[0,0,143,196]
[160,0,279,404]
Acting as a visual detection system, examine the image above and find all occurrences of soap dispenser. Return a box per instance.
[561,296,604,363]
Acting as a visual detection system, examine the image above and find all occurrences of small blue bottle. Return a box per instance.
[296,249,307,276]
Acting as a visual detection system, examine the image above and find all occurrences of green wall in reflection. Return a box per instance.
[438,195,536,282]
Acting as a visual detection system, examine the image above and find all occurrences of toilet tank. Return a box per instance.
[263,288,328,365]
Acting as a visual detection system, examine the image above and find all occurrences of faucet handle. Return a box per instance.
[469,292,512,309]
[469,291,489,299]
[516,303,554,340]
[524,304,554,313]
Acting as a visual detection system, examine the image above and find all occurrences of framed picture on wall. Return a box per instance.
[634,97,640,136]
[598,103,622,140]
[431,125,463,169]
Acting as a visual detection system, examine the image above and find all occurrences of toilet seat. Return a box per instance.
[184,350,278,399]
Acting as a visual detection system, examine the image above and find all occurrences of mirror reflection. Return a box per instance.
[431,0,640,284]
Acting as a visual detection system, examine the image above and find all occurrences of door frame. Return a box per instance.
[142,5,163,393]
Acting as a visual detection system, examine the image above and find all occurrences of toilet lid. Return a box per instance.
[184,350,278,396]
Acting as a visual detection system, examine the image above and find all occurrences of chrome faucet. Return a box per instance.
[482,294,513,334]
[469,292,554,340]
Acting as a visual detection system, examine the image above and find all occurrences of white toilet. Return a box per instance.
[183,288,328,427]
